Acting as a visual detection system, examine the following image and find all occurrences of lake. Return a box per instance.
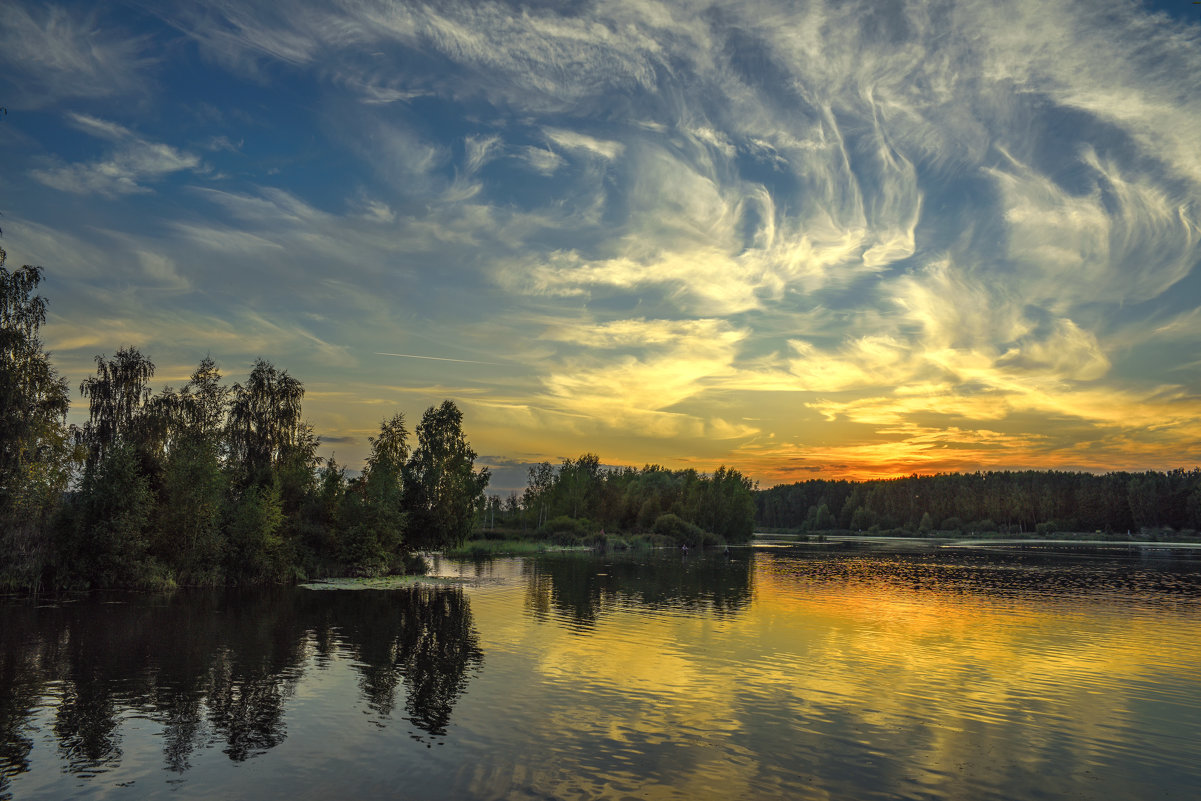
[3,541,1200,800]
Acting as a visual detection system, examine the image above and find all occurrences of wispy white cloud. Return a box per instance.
[7,0,1201,479]
[543,128,625,161]
[0,3,154,108]
[518,146,566,175]
[30,113,203,196]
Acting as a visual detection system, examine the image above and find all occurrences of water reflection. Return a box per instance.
[321,589,482,737]
[4,548,1201,801]
[523,549,753,630]
[765,544,1201,607]
[0,585,481,797]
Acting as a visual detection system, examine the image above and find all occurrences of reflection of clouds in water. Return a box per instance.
[457,549,1201,799]
[3,552,1201,799]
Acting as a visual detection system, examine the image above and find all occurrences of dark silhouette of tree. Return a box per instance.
[341,414,410,573]
[227,359,306,488]
[0,249,75,588]
[151,358,230,582]
[78,347,155,469]
[753,469,1201,536]
[404,401,490,549]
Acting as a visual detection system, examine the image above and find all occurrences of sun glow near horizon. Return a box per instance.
[3,0,1200,489]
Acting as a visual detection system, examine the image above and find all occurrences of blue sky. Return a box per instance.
[2,0,1200,493]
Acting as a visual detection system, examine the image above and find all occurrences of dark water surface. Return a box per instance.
[2,544,1200,800]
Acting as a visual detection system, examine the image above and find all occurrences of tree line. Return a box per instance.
[481,455,756,546]
[755,469,1201,537]
[1,251,489,590]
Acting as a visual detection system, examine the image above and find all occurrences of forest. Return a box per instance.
[479,455,757,547]
[1,251,489,590]
[756,469,1201,537]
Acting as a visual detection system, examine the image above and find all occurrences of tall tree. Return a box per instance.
[522,461,555,529]
[151,358,231,583]
[404,401,489,549]
[227,359,305,487]
[78,347,155,468]
[0,250,75,586]
[341,413,410,573]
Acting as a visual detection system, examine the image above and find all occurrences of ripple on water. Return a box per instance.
[3,550,1201,801]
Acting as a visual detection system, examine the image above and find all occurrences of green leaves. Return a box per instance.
[404,401,490,549]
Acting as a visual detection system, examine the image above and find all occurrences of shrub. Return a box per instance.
[652,513,706,546]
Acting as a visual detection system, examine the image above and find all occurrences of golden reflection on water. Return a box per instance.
[5,551,1199,801]
[448,549,1201,800]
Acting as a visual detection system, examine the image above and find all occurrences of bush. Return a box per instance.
[652,513,707,547]
[536,515,591,545]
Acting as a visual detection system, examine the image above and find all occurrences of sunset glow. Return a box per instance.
[3,0,1200,491]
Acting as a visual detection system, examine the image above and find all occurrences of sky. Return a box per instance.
[2,0,1200,495]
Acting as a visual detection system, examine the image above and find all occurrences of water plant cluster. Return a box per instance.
[0,253,488,590]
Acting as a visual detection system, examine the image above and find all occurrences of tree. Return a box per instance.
[0,250,75,587]
[78,347,155,468]
[522,461,554,529]
[557,453,603,519]
[68,443,156,587]
[404,401,490,549]
[149,358,231,582]
[341,414,410,573]
[227,359,306,487]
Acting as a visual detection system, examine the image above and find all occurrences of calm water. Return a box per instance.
[3,543,1201,800]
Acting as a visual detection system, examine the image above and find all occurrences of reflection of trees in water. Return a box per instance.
[53,679,122,774]
[302,587,483,739]
[0,585,482,789]
[206,651,289,761]
[523,550,754,630]
[0,610,46,801]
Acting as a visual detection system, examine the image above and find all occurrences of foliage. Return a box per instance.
[755,469,1201,537]
[227,359,305,487]
[651,513,705,546]
[0,262,493,588]
[404,401,490,549]
[78,347,155,468]
[508,457,756,546]
[66,444,155,587]
[226,483,286,583]
[0,248,76,587]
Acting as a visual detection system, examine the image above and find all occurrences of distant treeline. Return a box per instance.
[1,253,489,590]
[481,455,756,546]
[755,470,1201,536]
